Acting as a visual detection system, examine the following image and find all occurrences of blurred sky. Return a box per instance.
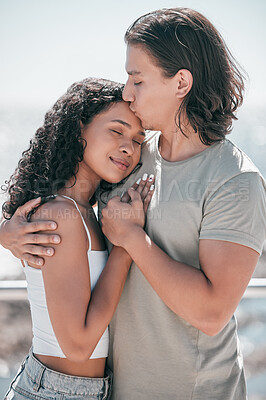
[0,0,266,109]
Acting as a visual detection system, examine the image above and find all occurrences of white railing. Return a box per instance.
[0,278,266,301]
[243,278,266,298]
[0,280,28,300]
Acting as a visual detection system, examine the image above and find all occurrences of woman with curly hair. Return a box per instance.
[2,77,154,400]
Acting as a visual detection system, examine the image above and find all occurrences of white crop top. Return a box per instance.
[24,195,109,359]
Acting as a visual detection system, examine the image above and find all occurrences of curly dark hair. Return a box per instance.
[125,8,246,145]
[2,78,126,219]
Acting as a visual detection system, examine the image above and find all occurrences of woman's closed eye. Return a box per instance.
[111,130,122,135]
[133,139,143,145]
[133,82,142,86]
[110,129,144,146]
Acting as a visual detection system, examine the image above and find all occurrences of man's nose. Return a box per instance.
[122,81,135,102]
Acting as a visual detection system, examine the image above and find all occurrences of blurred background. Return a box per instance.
[0,0,266,398]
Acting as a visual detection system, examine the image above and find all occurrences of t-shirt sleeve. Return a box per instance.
[200,172,266,254]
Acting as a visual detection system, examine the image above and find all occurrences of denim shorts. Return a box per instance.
[5,349,112,400]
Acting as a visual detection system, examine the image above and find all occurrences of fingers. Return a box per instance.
[135,173,148,195]
[23,244,55,257]
[132,173,155,213]
[22,253,45,267]
[15,197,41,217]
[120,173,155,207]
[127,187,142,204]
[24,232,61,245]
[134,173,155,200]
[23,220,58,234]
[120,191,131,203]
[143,186,154,213]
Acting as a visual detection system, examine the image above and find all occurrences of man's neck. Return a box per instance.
[159,126,209,162]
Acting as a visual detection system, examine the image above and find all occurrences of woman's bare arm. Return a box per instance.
[28,199,131,362]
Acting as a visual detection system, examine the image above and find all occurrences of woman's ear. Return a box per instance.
[80,120,84,129]
[175,69,193,98]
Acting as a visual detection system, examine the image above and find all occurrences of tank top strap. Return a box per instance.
[56,194,92,251]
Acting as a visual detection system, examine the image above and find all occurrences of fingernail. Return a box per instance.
[46,248,53,255]
[50,223,57,229]
[150,184,155,191]
[148,174,154,182]
[53,236,60,243]
[142,173,148,181]
[37,259,43,266]
[136,178,141,185]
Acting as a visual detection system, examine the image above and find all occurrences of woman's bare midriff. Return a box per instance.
[35,354,106,378]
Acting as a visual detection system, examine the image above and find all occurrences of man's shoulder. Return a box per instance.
[220,139,259,172]
[201,139,265,202]
[206,139,262,180]
[186,139,265,203]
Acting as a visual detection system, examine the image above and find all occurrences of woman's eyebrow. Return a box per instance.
[111,119,131,128]
[111,119,145,136]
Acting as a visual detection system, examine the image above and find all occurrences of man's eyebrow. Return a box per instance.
[127,71,142,76]
[111,119,145,136]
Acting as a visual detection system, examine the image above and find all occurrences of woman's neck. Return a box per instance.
[58,165,101,209]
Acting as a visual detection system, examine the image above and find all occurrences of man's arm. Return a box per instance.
[0,197,60,266]
[119,228,258,336]
[101,197,259,336]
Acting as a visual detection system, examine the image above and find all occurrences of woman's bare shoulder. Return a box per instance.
[30,196,85,233]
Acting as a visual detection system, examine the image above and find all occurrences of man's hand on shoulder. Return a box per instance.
[0,197,61,267]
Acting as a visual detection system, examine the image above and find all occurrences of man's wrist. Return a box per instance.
[120,225,145,253]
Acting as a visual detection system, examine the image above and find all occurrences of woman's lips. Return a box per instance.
[110,157,130,171]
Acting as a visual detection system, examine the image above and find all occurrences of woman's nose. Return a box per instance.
[120,139,134,155]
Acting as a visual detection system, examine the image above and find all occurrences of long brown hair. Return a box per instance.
[125,8,246,145]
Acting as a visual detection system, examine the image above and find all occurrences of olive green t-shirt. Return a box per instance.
[98,132,266,400]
